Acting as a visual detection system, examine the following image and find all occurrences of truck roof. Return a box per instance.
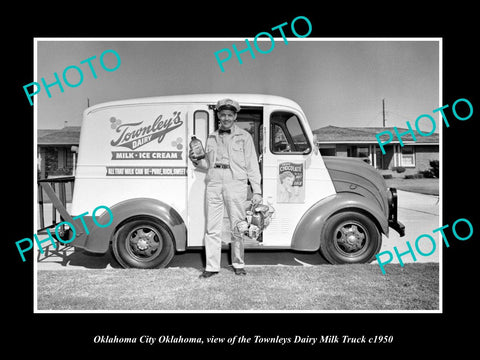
[84,93,302,115]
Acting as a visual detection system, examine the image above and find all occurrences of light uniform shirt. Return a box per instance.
[193,124,262,194]
[216,132,231,165]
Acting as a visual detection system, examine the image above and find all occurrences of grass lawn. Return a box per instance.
[37,263,439,311]
[385,177,439,196]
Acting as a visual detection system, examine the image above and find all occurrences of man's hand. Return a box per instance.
[251,193,262,205]
[189,149,199,165]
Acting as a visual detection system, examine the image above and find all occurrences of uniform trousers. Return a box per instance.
[205,167,248,272]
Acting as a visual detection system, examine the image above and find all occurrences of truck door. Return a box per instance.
[261,107,333,247]
[227,107,265,246]
[187,107,211,247]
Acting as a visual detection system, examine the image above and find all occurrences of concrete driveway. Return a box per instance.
[382,190,440,263]
[35,190,440,270]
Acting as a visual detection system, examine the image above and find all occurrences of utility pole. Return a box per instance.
[382,98,386,127]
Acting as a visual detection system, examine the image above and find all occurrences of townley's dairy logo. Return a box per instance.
[110,111,183,150]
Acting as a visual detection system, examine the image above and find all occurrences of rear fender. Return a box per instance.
[73,198,187,253]
[291,193,389,251]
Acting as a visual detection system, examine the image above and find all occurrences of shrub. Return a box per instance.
[421,160,439,178]
[393,166,406,173]
[405,173,424,179]
[421,169,435,178]
[429,160,439,178]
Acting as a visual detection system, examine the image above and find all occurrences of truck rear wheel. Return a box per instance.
[112,217,175,269]
[320,211,381,264]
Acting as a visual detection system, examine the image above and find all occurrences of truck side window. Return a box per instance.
[194,110,209,144]
[270,111,310,154]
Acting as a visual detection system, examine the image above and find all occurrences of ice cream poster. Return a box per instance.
[277,161,305,203]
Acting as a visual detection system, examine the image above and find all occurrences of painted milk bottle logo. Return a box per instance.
[110,111,183,150]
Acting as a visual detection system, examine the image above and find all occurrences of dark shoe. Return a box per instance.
[199,270,218,279]
[234,268,247,276]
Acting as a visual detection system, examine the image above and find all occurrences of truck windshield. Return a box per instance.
[270,111,310,154]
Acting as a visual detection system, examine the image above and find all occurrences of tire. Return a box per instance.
[112,217,175,269]
[320,211,382,264]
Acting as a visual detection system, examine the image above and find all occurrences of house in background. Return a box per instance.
[37,126,80,179]
[313,125,439,176]
[37,124,439,179]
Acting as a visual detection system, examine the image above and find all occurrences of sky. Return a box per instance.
[36,39,440,132]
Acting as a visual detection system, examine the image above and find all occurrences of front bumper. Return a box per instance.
[388,187,405,237]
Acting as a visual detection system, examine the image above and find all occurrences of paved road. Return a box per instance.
[35,190,440,270]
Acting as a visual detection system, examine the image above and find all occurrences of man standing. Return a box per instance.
[189,98,262,278]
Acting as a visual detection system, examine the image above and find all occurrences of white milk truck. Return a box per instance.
[66,94,404,268]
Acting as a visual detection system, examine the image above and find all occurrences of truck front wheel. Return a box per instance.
[112,217,175,269]
[320,211,381,264]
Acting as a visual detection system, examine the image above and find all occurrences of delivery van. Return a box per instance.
[69,94,405,268]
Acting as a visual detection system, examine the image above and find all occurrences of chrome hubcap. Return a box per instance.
[127,226,162,261]
[334,222,368,255]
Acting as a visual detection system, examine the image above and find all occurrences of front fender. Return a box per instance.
[73,198,187,253]
[291,193,389,251]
